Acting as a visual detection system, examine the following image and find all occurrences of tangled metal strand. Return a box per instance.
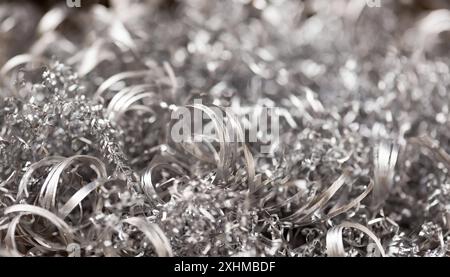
[121,217,173,257]
[279,171,374,227]
[326,222,386,257]
[4,204,74,255]
[38,155,107,211]
[372,140,399,209]
[16,156,65,200]
[1,0,450,257]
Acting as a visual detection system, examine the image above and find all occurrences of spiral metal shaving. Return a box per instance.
[0,0,450,257]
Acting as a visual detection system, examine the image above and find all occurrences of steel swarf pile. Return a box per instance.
[0,0,450,257]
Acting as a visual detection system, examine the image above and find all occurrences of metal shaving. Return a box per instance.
[1,0,450,257]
